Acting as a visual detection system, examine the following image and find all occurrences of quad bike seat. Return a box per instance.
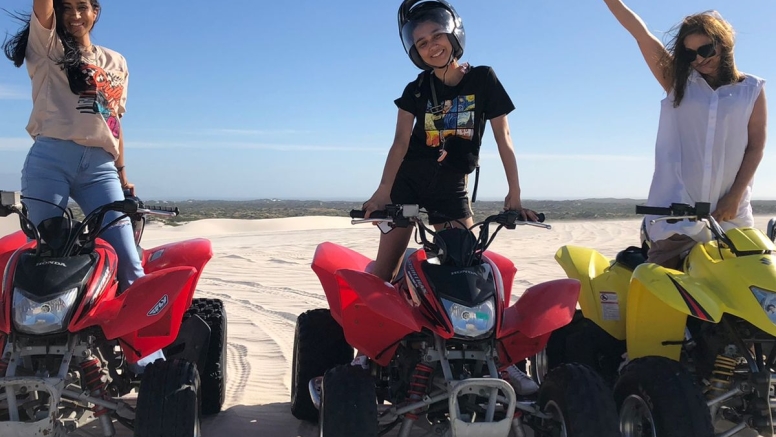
[615,246,648,270]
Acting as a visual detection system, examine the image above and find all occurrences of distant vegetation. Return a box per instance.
[117,198,776,225]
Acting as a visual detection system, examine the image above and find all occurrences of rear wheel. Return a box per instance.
[319,365,377,437]
[187,298,227,415]
[536,363,620,437]
[614,356,713,437]
[290,309,354,422]
[134,359,201,437]
[531,310,624,386]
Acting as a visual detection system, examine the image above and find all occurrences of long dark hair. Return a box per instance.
[660,10,742,107]
[2,0,101,94]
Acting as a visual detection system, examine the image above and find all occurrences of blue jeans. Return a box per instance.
[21,136,144,291]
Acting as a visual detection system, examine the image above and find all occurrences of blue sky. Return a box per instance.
[0,0,773,201]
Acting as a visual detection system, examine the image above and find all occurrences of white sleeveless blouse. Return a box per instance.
[645,70,766,242]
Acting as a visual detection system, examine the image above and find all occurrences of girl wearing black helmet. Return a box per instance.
[362,0,537,283]
[359,0,540,396]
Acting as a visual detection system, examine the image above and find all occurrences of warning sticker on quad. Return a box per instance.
[600,292,620,321]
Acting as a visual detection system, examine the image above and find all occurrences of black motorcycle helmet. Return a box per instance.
[398,0,466,70]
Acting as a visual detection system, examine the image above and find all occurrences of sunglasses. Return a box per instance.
[683,43,716,62]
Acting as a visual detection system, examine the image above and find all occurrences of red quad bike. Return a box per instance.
[0,190,227,437]
[291,204,620,437]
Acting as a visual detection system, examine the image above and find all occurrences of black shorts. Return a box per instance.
[390,160,472,225]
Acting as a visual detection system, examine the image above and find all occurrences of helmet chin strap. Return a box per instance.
[429,52,455,72]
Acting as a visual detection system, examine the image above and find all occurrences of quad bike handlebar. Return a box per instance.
[635,201,756,255]
[0,190,180,257]
[350,204,551,267]
[350,204,547,228]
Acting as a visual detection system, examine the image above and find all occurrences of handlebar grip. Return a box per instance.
[635,205,672,216]
[350,209,388,219]
[536,213,545,223]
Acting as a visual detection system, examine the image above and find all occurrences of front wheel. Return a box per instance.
[319,365,377,437]
[536,363,620,437]
[290,309,354,422]
[134,359,201,437]
[614,356,713,437]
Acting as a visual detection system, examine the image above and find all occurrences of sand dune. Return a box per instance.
[0,214,774,436]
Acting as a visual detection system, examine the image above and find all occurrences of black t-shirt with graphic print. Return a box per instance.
[394,65,515,175]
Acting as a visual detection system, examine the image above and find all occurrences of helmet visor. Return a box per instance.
[400,8,456,54]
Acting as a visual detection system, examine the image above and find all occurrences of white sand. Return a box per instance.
[0,213,774,436]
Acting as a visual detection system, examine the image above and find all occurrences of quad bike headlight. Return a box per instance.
[13,287,78,335]
[441,297,496,338]
[750,286,776,325]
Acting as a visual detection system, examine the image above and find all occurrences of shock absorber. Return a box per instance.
[405,363,434,421]
[0,334,8,377]
[708,354,737,395]
[80,357,110,416]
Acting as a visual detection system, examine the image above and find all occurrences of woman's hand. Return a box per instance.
[118,168,135,196]
[712,191,741,222]
[362,189,392,219]
[504,190,538,222]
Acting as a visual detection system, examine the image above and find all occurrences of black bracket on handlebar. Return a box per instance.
[635,202,711,219]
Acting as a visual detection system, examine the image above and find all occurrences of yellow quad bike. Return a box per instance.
[535,202,776,437]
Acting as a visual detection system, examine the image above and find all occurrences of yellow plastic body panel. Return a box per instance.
[626,229,776,360]
[555,246,631,340]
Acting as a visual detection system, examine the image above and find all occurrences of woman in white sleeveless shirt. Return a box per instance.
[603,0,768,269]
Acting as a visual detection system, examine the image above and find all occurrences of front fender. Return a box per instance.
[626,263,722,360]
[72,267,197,363]
[335,269,422,366]
[496,279,580,365]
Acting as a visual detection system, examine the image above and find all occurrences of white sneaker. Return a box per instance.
[128,349,166,375]
[505,364,539,395]
[351,354,370,370]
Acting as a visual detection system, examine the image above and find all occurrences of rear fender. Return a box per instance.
[311,242,373,325]
[555,245,630,340]
[335,269,422,366]
[626,263,722,360]
[142,238,213,309]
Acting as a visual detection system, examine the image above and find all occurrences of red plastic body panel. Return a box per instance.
[312,242,373,325]
[483,250,517,304]
[335,269,422,365]
[496,278,580,365]
[0,235,34,335]
[0,230,212,363]
[311,241,578,369]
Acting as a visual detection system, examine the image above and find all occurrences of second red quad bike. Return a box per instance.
[291,204,620,437]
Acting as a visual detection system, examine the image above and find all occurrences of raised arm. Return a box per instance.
[603,0,671,92]
[33,0,55,29]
